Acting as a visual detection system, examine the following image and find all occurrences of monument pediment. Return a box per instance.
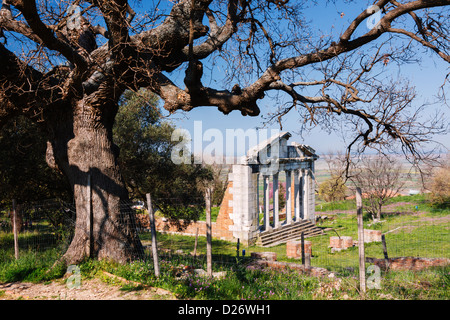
[239,132,319,175]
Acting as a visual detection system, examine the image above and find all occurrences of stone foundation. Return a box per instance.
[341,236,354,248]
[364,229,382,242]
[366,257,450,271]
[329,230,381,251]
[250,251,277,261]
[286,240,312,259]
[247,251,329,277]
[329,236,342,249]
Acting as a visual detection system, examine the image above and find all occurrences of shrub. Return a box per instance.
[429,163,450,208]
[318,176,348,202]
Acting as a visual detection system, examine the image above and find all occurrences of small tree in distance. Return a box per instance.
[429,156,450,208]
[351,155,405,222]
[319,151,350,203]
[319,176,348,202]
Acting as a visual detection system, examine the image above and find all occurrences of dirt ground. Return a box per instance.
[0,276,176,300]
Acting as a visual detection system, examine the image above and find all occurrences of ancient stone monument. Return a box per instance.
[216,132,323,246]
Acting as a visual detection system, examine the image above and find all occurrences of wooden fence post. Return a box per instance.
[193,227,199,258]
[356,187,366,295]
[86,174,92,258]
[146,193,160,277]
[381,234,390,270]
[12,199,19,260]
[205,188,212,277]
[301,232,306,265]
[301,232,311,268]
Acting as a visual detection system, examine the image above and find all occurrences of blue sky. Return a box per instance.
[156,1,449,156]
[7,0,446,157]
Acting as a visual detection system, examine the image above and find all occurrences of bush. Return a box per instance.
[318,176,348,202]
[430,163,450,208]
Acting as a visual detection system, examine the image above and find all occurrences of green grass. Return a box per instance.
[141,231,239,257]
[198,206,220,222]
[0,248,66,283]
[385,193,428,204]
[0,193,448,300]
[312,196,450,269]
[1,251,448,299]
[143,199,449,275]
[315,193,450,215]
[316,199,356,212]
[0,221,71,283]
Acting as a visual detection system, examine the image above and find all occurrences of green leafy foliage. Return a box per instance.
[318,176,348,202]
[113,89,214,225]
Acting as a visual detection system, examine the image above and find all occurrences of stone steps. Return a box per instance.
[258,220,324,247]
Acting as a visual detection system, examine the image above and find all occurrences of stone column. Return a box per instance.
[273,173,279,228]
[307,162,316,223]
[228,164,260,245]
[294,169,300,221]
[263,175,271,231]
[285,170,292,224]
[256,173,260,228]
[301,169,307,220]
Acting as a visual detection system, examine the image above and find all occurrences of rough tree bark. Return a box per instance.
[45,98,143,264]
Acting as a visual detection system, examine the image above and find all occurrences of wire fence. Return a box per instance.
[0,200,76,262]
[1,197,449,276]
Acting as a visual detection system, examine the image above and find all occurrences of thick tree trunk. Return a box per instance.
[46,98,143,264]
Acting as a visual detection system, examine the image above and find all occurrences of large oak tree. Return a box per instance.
[0,0,449,264]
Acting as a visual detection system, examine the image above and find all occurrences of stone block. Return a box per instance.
[341,236,354,248]
[251,252,277,261]
[364,229,382,242]
[228,225,241,232]
[329,236,342,249]
[366,257,450,271]
[286,240,312,259]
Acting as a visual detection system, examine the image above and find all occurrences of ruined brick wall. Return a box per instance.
[214,180,235,240]
[135,180,235,241]
[136,214,210,238]
[367,257,450,271]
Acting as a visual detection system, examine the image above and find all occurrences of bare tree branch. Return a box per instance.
[7,0,88,70]
[0,0,449,162]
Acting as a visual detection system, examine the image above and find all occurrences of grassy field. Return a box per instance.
[0,193,449,300]
[146,195,450,273]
